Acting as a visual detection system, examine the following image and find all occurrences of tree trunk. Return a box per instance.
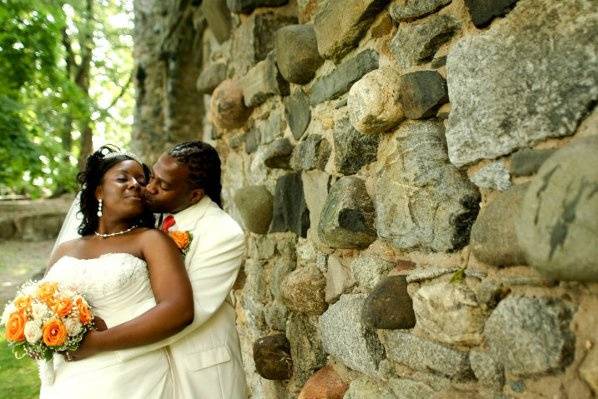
[76,0,95,170]
[78,124,93,170]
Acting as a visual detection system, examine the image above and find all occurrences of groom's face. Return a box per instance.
[144,154,195,213]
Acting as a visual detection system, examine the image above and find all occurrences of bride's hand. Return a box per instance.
[94,316,108,331]
[66,330,104,361]
[64,316,108,361]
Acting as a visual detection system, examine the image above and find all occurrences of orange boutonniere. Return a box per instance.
[168,231,193,254]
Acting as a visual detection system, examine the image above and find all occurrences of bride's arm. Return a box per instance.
[71,230,193,359]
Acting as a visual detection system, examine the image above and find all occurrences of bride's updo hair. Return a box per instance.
[77,145,155,236]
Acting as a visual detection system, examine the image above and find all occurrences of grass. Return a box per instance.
[0,331,40,398]
[0,239,54,398]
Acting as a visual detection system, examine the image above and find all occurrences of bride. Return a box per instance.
[41,145,194,398]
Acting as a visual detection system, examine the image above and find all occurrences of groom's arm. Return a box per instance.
[114,215,245,362]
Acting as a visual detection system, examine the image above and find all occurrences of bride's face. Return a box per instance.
[96,160,147,220]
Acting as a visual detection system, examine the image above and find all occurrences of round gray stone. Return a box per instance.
[470,184,527,266]
[516,136,598,281]
[275,24,323,84]
[210,79,251,130]
[484,296,575,376]
[234,185,273,234]
[347,67,405,134]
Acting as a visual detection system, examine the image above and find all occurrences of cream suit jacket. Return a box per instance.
[115,196,248,399]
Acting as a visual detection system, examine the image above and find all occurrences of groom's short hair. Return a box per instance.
[168,141,222,208]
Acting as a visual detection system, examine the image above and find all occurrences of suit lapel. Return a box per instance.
[172,196,212,231]
[170,196,215,267]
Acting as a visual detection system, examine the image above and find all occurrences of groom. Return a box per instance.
[116,141,248,398]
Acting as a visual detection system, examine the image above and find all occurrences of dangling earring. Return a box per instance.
[97,199,103,218]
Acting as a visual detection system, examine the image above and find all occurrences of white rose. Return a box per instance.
[31,302,51,321]
[1,303,16,325]
[24,320,43,343]
[64,318,82,337]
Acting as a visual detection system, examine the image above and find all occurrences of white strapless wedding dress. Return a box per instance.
[40,253,176,399]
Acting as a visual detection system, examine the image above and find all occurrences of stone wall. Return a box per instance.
[132,0,598,397]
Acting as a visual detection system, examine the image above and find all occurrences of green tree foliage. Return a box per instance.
[0,0,134,198]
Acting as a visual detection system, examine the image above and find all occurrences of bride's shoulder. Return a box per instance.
[134,227,170,243]
[134,227,160,237]
[47,238,84,271]
[134,228,180,253]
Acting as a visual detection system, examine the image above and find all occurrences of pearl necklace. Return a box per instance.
[95,225,138,239]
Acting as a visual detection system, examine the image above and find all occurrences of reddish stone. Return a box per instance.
[298,365,348,399]
[394,259,416,273]
[209,79,251,130]
[298,0,320,24]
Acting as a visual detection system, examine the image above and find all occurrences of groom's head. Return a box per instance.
[144,141,223,213]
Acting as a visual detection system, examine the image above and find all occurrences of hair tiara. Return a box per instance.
[101,148,141,164]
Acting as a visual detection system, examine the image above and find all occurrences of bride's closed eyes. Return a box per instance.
[112,171,147,187]
[122,175,147,186]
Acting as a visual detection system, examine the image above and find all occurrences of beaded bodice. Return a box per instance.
[44,253,156,326]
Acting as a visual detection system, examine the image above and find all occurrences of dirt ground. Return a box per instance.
[0,196,72,305]
[0,240,54,305]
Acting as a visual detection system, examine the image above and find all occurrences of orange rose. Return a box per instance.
[37,282,58,306]
[42,319,67,347]
[14,295,32,313]
[5,312,26,342]
[53,298,73,318]
[76,297,93,325]
[169,231,191,251]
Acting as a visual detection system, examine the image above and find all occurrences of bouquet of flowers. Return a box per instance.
[1,280,95,384]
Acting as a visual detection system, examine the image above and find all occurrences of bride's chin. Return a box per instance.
[123,204,146,219]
